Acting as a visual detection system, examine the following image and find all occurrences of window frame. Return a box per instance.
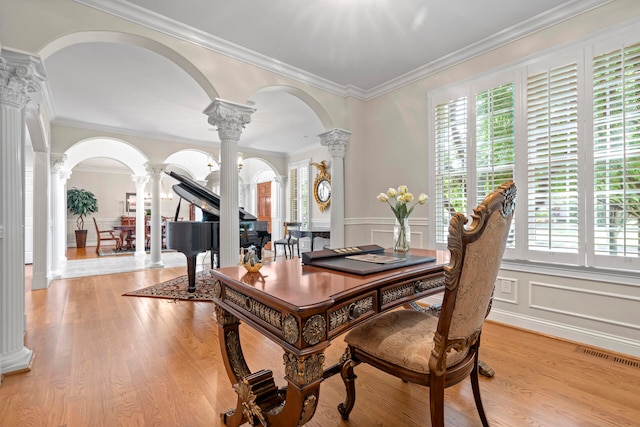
[428,23,640,273]
[288,159,310,228]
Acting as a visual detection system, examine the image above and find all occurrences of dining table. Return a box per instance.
[113,224,136,251]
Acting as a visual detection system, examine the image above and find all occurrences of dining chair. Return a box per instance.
[337,181,516,427]
[92,217,122,254]
[273,222,301,260]
[143,216,170,250]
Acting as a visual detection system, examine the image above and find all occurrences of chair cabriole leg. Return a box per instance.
[338,350,358,420]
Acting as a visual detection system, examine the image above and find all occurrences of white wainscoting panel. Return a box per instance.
[529,281,640,331]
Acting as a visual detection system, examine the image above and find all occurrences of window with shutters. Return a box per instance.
[288,160,309,228]
[433,83,515,245]
[289,168,298,222]
[476,83,516,246]
[592,43,640,262]
[429,27,640,273]
[526,64,579,256]
[434,96,468,244]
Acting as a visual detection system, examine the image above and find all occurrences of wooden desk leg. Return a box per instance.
[268,352,323,425]
[214,305,324,426]
[215,306,250,427]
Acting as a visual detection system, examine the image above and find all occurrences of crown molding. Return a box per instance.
[366,0,612,99]
[51,117,294,159]
[74,0,611,101]
[72,163,132,175]
[73,0,348,97]
[52,117,215,146]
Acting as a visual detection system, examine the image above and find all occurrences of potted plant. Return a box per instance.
[67,187,99,248]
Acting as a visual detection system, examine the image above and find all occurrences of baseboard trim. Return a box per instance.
[488,309,640,358]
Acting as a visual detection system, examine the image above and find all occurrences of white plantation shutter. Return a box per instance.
[593,43,640,258]
[288,161,310,227]
[299,163,309,228]
[429,27,640,271]
[475,83,516,247]
[434,96,468,244]
[526,64,580,254]
[289,167,298,222]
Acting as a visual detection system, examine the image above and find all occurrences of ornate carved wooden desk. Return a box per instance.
[209,248,449,426]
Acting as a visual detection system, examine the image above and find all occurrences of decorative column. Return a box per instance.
[203,99,255,267]
[145,163,166,268]
[132,175,148,257]
[319,129,351,249]
[58,170,71,268]
[0,49,45,379]
[49,154,67,278]
[27,102,51,290]
[31,149,50,289]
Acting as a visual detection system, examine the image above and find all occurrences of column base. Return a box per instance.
[31,271,51,290]
[147,261,164,269]
[0,346,33,376]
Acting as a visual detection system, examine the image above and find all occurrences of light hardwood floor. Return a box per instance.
[1,250,639,426]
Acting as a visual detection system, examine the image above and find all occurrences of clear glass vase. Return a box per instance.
[394,217,410,253]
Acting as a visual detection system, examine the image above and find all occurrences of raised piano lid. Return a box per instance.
[167,170,257,221]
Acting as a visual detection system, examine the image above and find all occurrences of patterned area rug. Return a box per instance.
[98,248,134,256]
[123,270,217,302]
[99,248,176,256]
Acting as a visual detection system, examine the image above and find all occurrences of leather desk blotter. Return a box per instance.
[301,245,436,276]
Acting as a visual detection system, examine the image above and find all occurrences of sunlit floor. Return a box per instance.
[60,247,275,279]
[59,251,208,279]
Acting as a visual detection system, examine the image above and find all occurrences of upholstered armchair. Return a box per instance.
[337,181,516,427]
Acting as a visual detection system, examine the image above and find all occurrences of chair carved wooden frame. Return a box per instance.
[92,217,122,254]
[273,222,301,260]
[337,181,516,427]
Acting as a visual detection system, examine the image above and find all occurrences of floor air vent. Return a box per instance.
[575,346,640,369]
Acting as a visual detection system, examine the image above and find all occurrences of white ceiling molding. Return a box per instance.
[74,0,611,101]
[51,116,297,159]
[367,0,613,99]
[52,117,217,147]
[73,0,347,97]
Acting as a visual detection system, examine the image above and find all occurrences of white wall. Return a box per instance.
[66,169,181,247]
[3,0,640,356]
[345,2,640,356]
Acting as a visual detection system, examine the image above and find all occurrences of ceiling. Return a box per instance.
[46,0,608,163]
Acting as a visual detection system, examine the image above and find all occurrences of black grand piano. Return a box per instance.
[165,171,271,293]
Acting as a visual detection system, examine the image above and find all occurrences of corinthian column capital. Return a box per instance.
[50,154,67,173]
[145,163,167,180]
[0,50,46,108]
[132,175,149,186]
[319,128,351,158]
[59,170,72,182]
[203,98,256,142]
